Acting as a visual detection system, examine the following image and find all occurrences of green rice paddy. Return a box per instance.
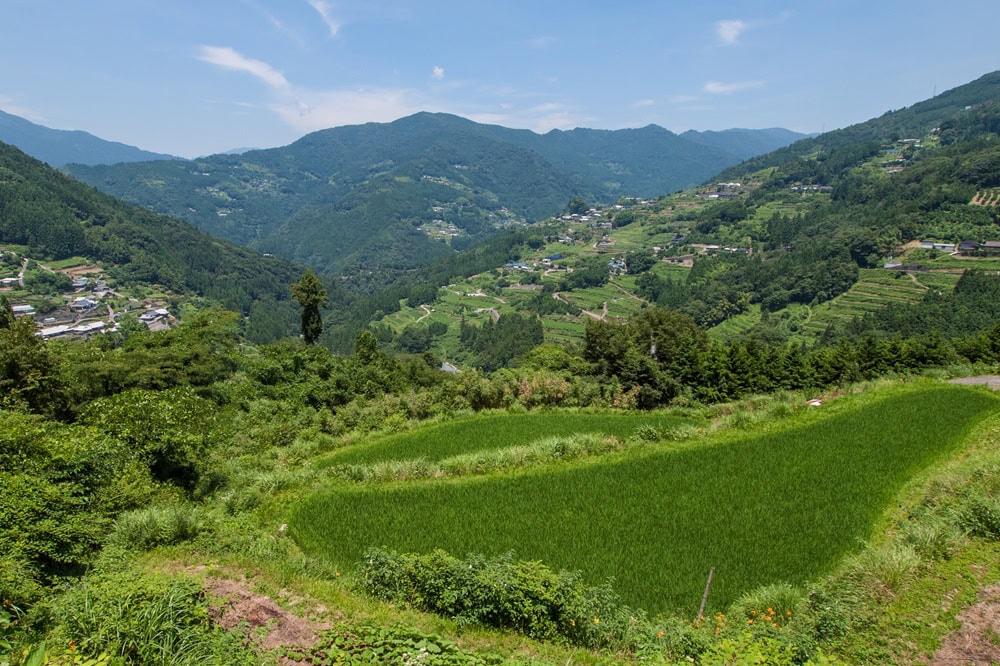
[291,385,998,614]
[318,411,697,467]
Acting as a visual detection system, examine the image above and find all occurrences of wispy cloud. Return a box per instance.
[197,46,289,89]
[307,0,340,36]
[528,35,557,49]
[272,87,424,132]
[704,80,764,95]
[432,66,445,80]
[715,19,746,45]
[633,99,655,108]
[0,96,44,122]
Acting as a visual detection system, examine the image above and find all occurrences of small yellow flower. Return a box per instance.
[570,619,575,627]
[593,618,600,624]
[656,630,665,639]
[747,619,754,624]
[335,572,341,577]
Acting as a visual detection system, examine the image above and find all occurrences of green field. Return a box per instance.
[291,384,998,615]
[318,411,697,467]
[800,269,959,335]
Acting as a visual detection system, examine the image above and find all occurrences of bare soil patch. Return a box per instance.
[206,576,332,655]
[930,583,1000,665]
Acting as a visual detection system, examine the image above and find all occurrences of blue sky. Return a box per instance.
[1,1,998,158]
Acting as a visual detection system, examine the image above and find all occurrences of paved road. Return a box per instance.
[947,375,1000,390]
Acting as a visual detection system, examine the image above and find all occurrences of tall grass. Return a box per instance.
[291,385,998,614]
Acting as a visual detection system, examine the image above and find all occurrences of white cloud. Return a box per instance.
[197,46,289,89]
[703,80,764,95]
[633,99,655,108]
[272,87,425,132]
[307,0,341,36]
[432,66,445,80]
[715,19,746,45]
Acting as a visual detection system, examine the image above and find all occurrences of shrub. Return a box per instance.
[288,624,504,665]
[357,548,644,650]
[106,504,207,552]
[39,572,261,665]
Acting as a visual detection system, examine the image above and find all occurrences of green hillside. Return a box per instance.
[65,113,804,283]
[0,140,302,337]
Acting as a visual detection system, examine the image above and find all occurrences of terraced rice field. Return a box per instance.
[801,270,959,334]
[291,384,998,614]
[318,411,697,467]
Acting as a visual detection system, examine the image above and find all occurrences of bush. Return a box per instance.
[106,504,207,552]
[39,572,262,665]
[357,548,644,649]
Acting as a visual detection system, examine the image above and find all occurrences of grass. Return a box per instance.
[291,384,998,616]
[317,411,698,467]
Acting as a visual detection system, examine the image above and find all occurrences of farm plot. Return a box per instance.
[291,384,999,614]
[801,271,932,334]
[318,411,696,467]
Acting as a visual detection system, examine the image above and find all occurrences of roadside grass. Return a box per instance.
[291,383,998,615]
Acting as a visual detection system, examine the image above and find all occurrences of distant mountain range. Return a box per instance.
[0,109,182,166]
[64,113,805,280]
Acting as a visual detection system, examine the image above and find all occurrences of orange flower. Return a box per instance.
[656,630,665,639]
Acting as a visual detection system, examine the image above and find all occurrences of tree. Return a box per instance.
[565,196,590,215]
[291,270,328,344]
[0,296,13,329]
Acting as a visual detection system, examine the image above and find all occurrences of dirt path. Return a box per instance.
[475,307,500,323]
[415,304,432,323]
[609,280,650,304]
[947,376,1000,390]
[581,302,608,321]
[907,273,930,289]
[930,583,1000,665]
[207,576,332,661]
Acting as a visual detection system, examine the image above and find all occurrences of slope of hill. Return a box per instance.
[0,140,301,337]
[345,71,1000,363]
[64,113,804,280]
[0,108,181,166]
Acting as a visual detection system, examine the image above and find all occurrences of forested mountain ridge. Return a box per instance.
[350,71,1000,366]
[64,113,804,280]
[0,108,181,167]
[717,70,1000,181]
[0,140,302,335]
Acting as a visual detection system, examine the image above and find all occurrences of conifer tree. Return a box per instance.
[291,270,327,344]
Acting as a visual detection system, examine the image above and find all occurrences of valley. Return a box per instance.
[2,70,1000,666]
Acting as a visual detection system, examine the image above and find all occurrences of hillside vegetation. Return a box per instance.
[4,72,1000,666]
[0,141,302,339]
[65,114,803,282]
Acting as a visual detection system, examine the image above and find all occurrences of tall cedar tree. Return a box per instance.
[291,270,328,344]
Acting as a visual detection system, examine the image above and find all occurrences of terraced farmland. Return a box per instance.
[318,411,698,467]
[801,269,960,335]
[291,383,998,614]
